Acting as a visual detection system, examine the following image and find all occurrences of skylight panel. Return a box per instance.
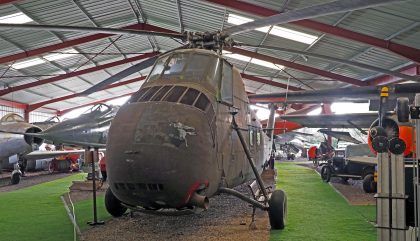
[0,12,33,24]
[11,58,45,69]
[270,26,317,44]
[44,49,79,61]
[227,13,318,44]
[223,50,284,70]
[223,51,251,62]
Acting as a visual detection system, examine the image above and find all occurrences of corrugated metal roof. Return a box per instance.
[0,0,418,113]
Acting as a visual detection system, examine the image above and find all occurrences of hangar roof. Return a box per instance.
[0,0,419,114]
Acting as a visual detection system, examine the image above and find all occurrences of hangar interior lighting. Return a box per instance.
[227,13,318,45]
[0,12,33,24]
[11,58,45,69]
[223,50,284,70]
[44,49,79,61]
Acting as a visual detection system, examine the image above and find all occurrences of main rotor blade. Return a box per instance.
[224,0,404,35]
[0,23,185,39]
[248,83,420,103]
[240,43,420,82]
[81,54,159,96]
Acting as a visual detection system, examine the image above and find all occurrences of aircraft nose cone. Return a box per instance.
[106,102,218,208]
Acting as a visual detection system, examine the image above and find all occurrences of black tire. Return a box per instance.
[268,189,287,230]
[105,188,127,217]
[290,154,295,160]
[362,174,377,193]
[341,177,349,183]
[396,97,410,123]
[320,165,332,182]
[11,172,21,185]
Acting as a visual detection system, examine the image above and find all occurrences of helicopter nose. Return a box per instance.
[107,101,218,209]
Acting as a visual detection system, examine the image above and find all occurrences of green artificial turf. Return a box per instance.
[73,195,111,231]
[0,163,377,241]
[270,163,376,241]
[0,174,87,241]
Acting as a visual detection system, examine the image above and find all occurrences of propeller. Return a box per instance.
[0,0,406,96]
[0,23,185,40]
[238,43,420,82]
[248,83,420,103]
[223,0,405,35]
[81,54,159,95]
[81,44,189,95]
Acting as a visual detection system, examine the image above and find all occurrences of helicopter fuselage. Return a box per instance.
[107,49,269,209]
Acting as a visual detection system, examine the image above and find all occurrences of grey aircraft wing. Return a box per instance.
[318,129,362,144]
[280,113,383,129]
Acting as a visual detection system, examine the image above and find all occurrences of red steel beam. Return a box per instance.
[0,98,27,109]
[0,52,158,96]
[27,76,146,111]
[31,73,295,112]
[0,0,22,5]
[368,64,420,86]
[57,92,134,116]
[241,73,304,91]
[208,0,420,63]
[229,47,367,86]
[0,23,176,65]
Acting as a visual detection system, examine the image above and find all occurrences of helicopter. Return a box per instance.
[0,0,412,230]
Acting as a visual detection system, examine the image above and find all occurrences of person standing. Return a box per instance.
[99,156,107,182]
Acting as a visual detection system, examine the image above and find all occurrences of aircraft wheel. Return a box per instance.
[363,174,377,193]
[268,189,287,230]
[320,165,332,182]
[396,97,410,123]
[290,154,295,160]
[105,188,127,217]
[11,171,21,185]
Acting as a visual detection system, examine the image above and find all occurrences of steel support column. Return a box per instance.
[321,103,332,145]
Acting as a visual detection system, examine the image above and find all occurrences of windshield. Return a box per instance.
[147,52,219,86]
[0,113,25,123]
[82,104,111,115]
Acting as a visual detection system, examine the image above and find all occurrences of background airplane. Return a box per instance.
[0,113,44,183]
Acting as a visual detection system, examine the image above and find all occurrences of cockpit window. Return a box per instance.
[147,53,219,86]
[83,104,111,115]
[148,56,169,81]
[162,53,188,77]
[0,113,25,123]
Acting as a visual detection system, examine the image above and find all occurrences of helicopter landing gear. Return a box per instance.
[10,163,22,185]
[228,114,287,230]
[105,188,127,217]
[11,170,21,185]
[268,189,287,229]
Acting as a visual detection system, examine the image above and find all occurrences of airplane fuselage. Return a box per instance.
[0,114,43,169]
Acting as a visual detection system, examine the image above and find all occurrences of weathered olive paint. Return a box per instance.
[107,49,270,209]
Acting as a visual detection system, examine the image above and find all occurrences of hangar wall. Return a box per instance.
[0,105,54,122]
